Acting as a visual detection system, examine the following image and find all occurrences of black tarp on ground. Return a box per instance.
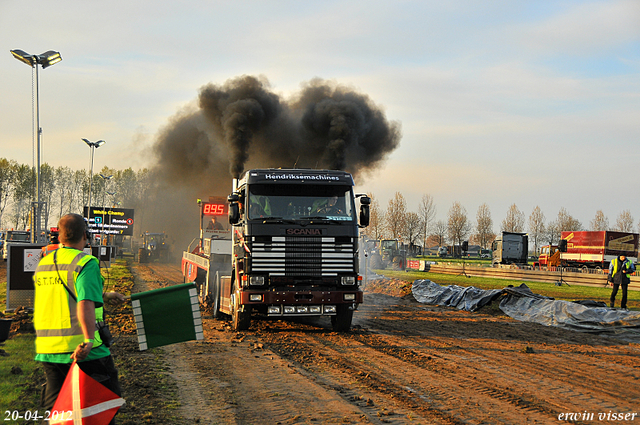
[412,279,640,342]
[411,279,503,312]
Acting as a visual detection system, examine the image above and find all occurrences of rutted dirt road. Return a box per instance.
[131,261,640,424]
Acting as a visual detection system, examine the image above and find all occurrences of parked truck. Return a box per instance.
[491,232,528,267]
[181,169,371,331]
[535,231,639,271]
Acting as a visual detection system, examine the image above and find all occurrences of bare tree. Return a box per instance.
[556,207,582,232]
[11,164,35,228]
[53,166,75,220]
[364,193,384,240]
[475,203,494,249]
[418,194,436,251]
[385,192,407,241]
[0,158,17,229]
[405,212,422,250]
[447,202,471,248]
[431,220,448,246]
[501,204,525,233]
[544,220,560,245]
[614,210,634,232]
[590,210,609,231]
[528,206,545,255]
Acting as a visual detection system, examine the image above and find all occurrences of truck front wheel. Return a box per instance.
[231,291,251,331]
[331,304,353,332]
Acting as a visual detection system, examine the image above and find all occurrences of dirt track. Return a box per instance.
[110,262,640,423]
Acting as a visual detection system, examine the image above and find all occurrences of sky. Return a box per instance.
[1,0,639,231]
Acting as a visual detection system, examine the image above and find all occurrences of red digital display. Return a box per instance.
[203,203,227,216]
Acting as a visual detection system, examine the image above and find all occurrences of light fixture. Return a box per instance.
[11,49,62,243]
[82,139,106,215]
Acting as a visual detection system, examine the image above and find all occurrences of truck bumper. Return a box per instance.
[238,289,363,316]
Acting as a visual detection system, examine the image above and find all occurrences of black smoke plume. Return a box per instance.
[136,75,401,253]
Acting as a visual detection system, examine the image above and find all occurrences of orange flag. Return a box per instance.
[50,361,125,425]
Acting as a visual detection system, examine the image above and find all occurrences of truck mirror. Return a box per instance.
[359,204,370,227]
[358,195,371,205]
[228,193,239,203]
[229,203,240,225]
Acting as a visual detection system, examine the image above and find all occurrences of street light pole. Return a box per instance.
[99,174,113,245]
[82,139,106,224]
[10,49,62,243]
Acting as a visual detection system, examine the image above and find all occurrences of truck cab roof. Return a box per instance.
[240,169,355,186]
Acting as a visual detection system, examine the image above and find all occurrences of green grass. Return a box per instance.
[0,335,40,411]
[377,269,640,309]
[1,272,41,413]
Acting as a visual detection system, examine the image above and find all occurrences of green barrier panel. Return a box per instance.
[130,282,203,350]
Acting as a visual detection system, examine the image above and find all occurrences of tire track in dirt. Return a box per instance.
[258,326,557,424]
[352,292,640,420]
[131,262,402,424]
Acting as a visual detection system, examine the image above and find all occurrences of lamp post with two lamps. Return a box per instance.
[10,49,62,243]
[82,138,106,218]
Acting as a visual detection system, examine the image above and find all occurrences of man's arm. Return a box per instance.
[627,261,636,274]
[71,299,96,361]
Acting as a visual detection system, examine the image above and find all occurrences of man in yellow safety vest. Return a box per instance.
[607,254,635,310]
[33,213,126,421]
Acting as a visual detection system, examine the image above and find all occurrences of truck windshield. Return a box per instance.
[381,240,398,250]
[248,184,354,221]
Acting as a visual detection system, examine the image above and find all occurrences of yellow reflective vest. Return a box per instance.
[611,257,633,280]
[33,248,103,354]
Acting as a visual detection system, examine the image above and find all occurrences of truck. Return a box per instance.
[491,232,528,267]
[181,169,371,332]
[2,230,31,261]
[535,231,639,271]
[138,232,169,263]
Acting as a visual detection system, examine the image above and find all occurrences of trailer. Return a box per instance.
[182,169,371,331]
[491,232,528,267]
[536,231,638,271]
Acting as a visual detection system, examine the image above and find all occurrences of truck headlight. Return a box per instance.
[341,276,356,285]
[268,306,281,314]
[249,276,265,286]
[344,293,356,301]
[249,294,263,302]
[284,306,295,314]
[324,305,336,314]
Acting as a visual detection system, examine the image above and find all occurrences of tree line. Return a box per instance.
[1,157,637,254]
[362,192,639,254]
[0,157,150,231]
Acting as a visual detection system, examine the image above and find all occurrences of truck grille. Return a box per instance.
[250,236,355,277]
